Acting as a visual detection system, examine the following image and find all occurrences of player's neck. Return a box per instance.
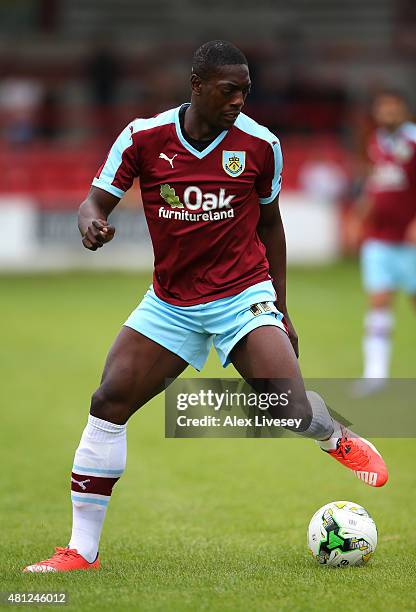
[184,104,223,141]
[381,121,405,134]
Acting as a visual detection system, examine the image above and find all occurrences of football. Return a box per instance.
[307,501,377,567]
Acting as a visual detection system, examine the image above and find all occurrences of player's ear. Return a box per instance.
[190,72,202,96]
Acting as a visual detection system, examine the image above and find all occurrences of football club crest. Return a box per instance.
[222,151,246,177]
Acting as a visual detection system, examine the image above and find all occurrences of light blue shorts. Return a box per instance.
[361,239,416,294]
[124,280,286,370]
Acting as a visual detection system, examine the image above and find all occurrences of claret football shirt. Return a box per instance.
[365,122,416,242]
[92,104,283,305]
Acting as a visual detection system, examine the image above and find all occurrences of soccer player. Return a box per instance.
[356,90,416,393]
[24,41,388,573]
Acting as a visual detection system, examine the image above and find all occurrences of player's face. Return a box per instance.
[193,64,251,130]
[373,95,408,131]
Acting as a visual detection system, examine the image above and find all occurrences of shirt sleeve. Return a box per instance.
[256,138,283,205]
[92,122,139,198]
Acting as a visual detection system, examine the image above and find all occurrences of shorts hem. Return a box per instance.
[219,315,287,368]
[363,282,416,294]
[363,283,397,294]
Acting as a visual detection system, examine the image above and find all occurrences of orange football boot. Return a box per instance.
[322,426,388,487]
[23,547,100,573]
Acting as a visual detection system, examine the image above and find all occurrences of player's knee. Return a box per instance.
[368,292,392,309]
[89,386,130,424]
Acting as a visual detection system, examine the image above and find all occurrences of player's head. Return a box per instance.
[372,89,409,131]
[190,40,251,130]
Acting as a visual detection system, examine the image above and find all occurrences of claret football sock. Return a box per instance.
[363,308,394,379]
[68,415,127,563]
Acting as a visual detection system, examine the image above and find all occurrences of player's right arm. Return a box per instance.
[78,187,119,251]
[79,120,139,250]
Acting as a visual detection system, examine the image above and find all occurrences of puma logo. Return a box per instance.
[159,152,177,168]
[71,477,91,491]
[355,471,378,486]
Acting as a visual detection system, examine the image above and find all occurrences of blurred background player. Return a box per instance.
[355,91,416,393]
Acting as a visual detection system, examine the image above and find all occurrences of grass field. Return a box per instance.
[1,261,416,611]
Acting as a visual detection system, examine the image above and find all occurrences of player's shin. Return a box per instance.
[251,380,336,442]
[294,390,338,444]
[68,415,127,562]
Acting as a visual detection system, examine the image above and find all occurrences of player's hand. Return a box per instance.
[404,218,416,244]
[82,219,116,251]
[282,311,299,358]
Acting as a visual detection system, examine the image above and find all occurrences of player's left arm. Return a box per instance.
[257,197,299,357]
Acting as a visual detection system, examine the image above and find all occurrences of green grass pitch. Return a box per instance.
[1,261,415,611]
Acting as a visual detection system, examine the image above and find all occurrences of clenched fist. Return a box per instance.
[82,219,116,251]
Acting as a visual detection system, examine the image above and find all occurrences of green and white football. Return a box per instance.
[307,501,377,567]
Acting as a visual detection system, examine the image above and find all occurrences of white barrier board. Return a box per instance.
[0,191,340,270]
